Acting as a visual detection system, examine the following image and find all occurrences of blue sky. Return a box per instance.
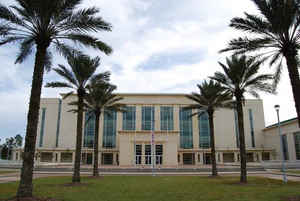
[0,0,297,141]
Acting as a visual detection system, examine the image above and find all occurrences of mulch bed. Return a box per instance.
[5,197,60,201]
[282,196,300,201]
[63,182,89,187]
[86,175,104,180]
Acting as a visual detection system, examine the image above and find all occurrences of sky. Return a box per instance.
[0,0,297,140]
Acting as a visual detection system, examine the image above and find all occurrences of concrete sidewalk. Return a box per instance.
[1,171,300,183]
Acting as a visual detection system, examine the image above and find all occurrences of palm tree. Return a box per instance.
[185,80,232,176]
[46,54,110,183]
[0,0,112,197]
[210,55,274,183]
[220,0,300,127]
[84,81,124,176]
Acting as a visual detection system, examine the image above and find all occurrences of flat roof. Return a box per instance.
[264,117,298,130]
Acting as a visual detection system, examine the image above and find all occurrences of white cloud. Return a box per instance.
[0,0,297,139]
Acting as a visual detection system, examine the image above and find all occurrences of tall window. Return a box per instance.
[179,108,193,149]
[39,108,46,147]
[248,109,255,147]
[123,106,136,130]
[160,106,173,131]
[142,106,154,130]
[294,132,300,160]
[84,111,95,148]
[199,111,210,149]
[103,110,117,148]
[281,134,289,160]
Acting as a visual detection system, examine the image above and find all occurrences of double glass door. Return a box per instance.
[134,144,163,165]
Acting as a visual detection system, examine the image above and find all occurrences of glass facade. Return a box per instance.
[142,106,155,130]
[294,132,300,160]
[198,111,210,149]
[103,110,117,148]
[179,108,193,149]
[123,106,136,130]
[39,108,46,147]
[160,106,174,131]
[248,109,255,147]
[84,111,95,148]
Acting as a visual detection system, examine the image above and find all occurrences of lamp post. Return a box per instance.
[274,104,287,183]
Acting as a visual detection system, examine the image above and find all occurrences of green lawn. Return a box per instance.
[287,170,300,174]
[0,176,299,201]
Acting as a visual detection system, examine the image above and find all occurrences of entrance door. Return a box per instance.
[145,144,152,165]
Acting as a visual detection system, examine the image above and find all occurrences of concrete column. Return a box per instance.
[52,152,56,163]
[258,152,262,162]
[200,152,204,164]
[179,153,183,165]
[174,106,180,148]
[174,106,180,131]
[234,152,239,163]
[193,109,199,149]
[155,105,160,131]
[287,133,296,160]
[116,111,122,149]
[72,152,75,163]
[141,143,145,165]
[136,105,142,131]
[98,152,102,166]
[113,153,117,165]
[218,152,223,164]
[57,152,61,163]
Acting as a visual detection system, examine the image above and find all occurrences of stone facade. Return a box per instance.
[13,93,275,167]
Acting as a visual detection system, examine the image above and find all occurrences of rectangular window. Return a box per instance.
[234,110,240,148]
[103,110,117,148]
[123,106,136,130]
[142,106,154,130]
[39,108,46,147]
[155,145,163,164]
[281,135,289,160]
[248,109,255,147]
[294,132,300,160]
[179,108,193,149]
[160,106,174,131]
[84,111,95,148]
[135,144,142,164]
[199,111,210,149]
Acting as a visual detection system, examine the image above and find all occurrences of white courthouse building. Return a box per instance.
[13,93,298,167]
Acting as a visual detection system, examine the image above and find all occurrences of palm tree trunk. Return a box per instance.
[285,53,300,127]
[93,112,100,176]
[17,45,47,198]
[236,97,247,183]
[208,111,218,176]
[72,92,84,183]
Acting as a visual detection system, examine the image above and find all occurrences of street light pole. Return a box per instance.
[274,104,287,183]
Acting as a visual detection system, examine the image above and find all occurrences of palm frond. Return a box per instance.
[15,37,35,64]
